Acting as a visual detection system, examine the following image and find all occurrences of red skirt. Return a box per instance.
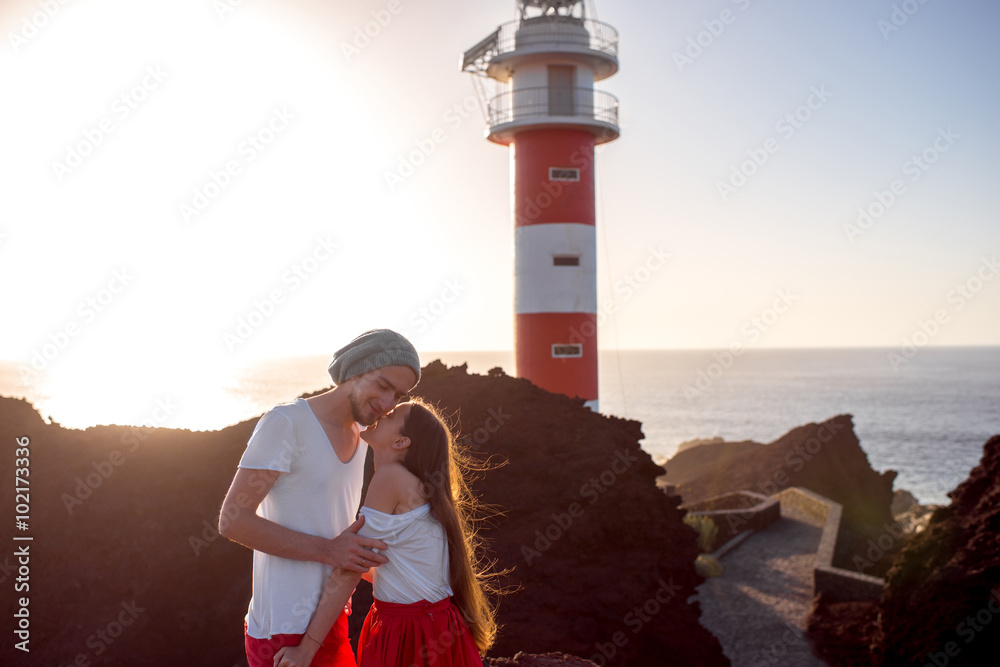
[357,597,484,667]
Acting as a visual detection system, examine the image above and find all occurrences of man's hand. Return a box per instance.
[323,516,388,572]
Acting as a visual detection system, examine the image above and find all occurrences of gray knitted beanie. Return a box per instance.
[328,329,420,385]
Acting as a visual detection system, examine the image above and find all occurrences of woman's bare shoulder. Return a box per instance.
[366,463,423,513]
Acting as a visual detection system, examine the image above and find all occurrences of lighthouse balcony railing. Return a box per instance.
[487,87,619,129]
[496,17,618,60]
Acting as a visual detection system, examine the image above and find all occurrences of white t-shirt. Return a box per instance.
[359,504,453,605]
[239,398,368,639]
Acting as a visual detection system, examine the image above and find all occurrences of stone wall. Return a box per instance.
[683,491,780,553]
[777,487,885,602]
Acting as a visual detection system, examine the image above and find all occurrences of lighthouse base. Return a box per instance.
[515,312,598,405]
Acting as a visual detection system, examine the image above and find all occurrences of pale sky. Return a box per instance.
[1,0,998,425]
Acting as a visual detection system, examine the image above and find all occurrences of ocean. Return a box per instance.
[2,347,997,505]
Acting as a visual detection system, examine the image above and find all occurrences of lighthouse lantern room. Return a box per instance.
[462,0,620,411]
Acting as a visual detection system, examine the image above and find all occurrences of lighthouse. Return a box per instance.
[462,0,619,411]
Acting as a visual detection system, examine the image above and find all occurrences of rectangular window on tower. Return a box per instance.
[552,344,583,358]
[549,167,580,181]
[552,255,580,266]
[548,65,575,116]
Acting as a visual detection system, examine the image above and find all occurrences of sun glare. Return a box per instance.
[37,351,244,430]
[2,0,428,428]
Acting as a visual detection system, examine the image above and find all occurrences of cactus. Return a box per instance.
[683,513,718,553]
[684,514,724,577]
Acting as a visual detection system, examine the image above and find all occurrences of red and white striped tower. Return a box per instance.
[462,0,619,410]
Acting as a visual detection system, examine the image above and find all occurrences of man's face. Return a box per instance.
[348,365,418,426]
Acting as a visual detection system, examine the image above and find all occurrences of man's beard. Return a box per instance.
[349,388,378,426]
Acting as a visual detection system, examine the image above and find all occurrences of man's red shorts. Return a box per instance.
[244,613,355,667]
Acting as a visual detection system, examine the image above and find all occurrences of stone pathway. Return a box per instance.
[696,506,831,666]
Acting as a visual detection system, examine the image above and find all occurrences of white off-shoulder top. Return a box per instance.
[358,504,453,604]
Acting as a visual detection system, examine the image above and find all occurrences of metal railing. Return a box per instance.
[487,87,619,128]
[495,17,618,60]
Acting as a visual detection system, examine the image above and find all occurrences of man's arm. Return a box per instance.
[218,467,387,572]
[273,567,366,667]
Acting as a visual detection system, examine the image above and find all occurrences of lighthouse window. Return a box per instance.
[552,344,583,358]
[549,168,579,181]
[553,255,580,266]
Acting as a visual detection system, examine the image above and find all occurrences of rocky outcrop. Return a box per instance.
[663,415,895,528]
[404,361,728,666]
[658,439,761,489]
[890,488,918,516]
[0,361,728,666]
[872,435,1000,666]
[807,435,1000,666]
[805,597,879,667]
[0,396,259,667]
[487,652,599,666]
[662,415,899,575]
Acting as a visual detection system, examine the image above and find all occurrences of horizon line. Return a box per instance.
[3,343,1000,367]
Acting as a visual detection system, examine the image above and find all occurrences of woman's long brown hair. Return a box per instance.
[399,398,499,652]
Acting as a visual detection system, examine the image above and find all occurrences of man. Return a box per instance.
[219,329,421,667]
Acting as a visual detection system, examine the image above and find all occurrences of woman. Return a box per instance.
[274,398,498,667]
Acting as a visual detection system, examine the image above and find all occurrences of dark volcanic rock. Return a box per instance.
[658,439,761,489]
[409,361,727,666]
[871,435,1000,666]
[805,596,880,667]
[487,652,598,666]
[0,362,728,666]
[807,435,1000,666]
[664,414,900,574]
[1,396,257,667]
[665,414,895,529]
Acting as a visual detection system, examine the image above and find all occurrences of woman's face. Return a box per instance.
[362,402,412,448]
